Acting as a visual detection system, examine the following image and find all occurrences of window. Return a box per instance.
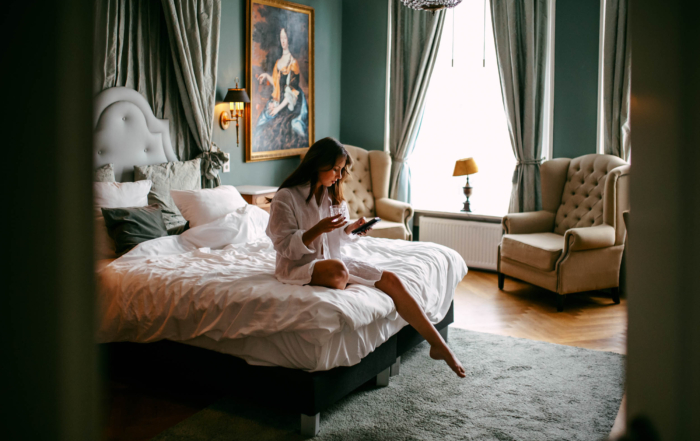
[409,2,514,216]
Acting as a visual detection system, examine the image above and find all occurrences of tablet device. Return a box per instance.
[351,217,381,235]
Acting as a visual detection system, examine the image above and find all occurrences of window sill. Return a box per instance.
[414,208,503,225]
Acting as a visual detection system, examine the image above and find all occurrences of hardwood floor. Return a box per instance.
[452,270,627,354]
[102,270,628,440]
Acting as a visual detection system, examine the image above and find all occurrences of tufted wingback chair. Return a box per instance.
[497,154,630,311]
[301,145,414,240]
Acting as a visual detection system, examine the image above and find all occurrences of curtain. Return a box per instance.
[602,0,631,161]
[93,0,198,162]
[161,0,222,188]
[490,0,548,213]
[388,1,446,202]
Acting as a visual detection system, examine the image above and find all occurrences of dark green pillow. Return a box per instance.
[101,205,168,255]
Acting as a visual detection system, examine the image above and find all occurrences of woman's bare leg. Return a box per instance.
[309,259,349,290]
[375,271,465,378]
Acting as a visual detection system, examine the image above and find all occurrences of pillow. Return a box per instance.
[94,163,115,182]
[101,205,168,255]
[170,185,248,228]
[134,159,201,230]
[94,181,152,259]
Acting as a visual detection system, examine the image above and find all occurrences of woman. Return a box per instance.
[255,27,309,152]
[266,137,466,378]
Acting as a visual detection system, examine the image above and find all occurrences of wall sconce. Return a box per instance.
[220,78,250,147]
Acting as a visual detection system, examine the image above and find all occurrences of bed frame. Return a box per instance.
[95,86,455,437]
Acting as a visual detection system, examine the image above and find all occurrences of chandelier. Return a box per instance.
[400,0,463,11]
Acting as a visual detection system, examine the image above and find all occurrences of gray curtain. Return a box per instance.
[93,0,198,162]
[162,0,222,188]
[490,0,548,213]
[602,0,631,161]
[388,1,446,202]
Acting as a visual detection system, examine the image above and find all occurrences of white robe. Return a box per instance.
[266,183,383,286]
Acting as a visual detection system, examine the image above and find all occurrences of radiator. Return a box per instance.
[419,217,503,271]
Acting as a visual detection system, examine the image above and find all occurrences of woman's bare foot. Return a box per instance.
[430,344,466,378]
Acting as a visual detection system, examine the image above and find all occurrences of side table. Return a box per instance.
[236,185,278,213]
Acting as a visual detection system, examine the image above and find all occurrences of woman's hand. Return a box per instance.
[302,214,346,247]
[256,73,272,85]
[345,217,371,236]
[269,98,289,116]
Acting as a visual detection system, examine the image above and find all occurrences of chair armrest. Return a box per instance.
[375,197,414,225]
[502,211,555,234]
[564,225,616,252]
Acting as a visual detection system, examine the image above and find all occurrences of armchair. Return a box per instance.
[301,144,414,240]
[497,154,630,311]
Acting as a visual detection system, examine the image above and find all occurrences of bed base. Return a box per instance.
[105,301,454,438]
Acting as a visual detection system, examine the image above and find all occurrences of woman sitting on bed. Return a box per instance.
[266,137,465,378]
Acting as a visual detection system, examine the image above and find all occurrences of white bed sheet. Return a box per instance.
[96,206,468,371]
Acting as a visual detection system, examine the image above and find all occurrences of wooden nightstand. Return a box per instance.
[236,185,278,213]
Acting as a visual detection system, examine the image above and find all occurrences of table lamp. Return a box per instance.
[453,157,479,212]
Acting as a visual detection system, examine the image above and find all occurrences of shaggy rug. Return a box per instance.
[152,328,625,440]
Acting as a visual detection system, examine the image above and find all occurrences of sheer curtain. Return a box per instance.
[93,0,198,162]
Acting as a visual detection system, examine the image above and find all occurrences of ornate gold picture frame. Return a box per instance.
[246,0,314,162]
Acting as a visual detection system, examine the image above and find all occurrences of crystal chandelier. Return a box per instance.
[400,0,463,11]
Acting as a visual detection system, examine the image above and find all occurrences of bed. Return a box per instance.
[94,87,468,436]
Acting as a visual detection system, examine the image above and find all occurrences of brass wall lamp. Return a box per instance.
[220,78,250,147]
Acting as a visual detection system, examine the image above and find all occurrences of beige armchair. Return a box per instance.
[300,144,414,240]
[497,154,630,311]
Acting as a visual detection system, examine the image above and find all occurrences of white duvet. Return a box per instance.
[97,205,468,371]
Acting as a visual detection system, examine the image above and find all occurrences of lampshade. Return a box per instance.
[453,157,478,176]
[223,88,250,103]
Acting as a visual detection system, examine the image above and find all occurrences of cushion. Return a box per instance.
[134,159,201,230]
[170,185,248,228]
[500,233,565,272]
[101,205,168,255]
[93,180,152,259]
[94,163,115,182]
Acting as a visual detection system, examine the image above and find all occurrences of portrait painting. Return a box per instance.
[246,0,314,162]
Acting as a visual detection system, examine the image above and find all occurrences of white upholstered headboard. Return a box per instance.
[94,87,178,182]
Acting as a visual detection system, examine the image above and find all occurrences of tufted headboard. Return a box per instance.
[93,87,177,182]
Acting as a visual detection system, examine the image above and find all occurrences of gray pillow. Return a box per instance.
[134,158,201,229]
[101,204,168,255]
[94,163,115,182]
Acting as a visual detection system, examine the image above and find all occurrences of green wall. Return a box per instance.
[552,0,601,159]
[339,0,389,151]
[214,0,343,187]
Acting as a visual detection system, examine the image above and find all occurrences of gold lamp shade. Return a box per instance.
[453,157,479,176]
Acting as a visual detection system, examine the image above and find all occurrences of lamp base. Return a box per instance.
[461,185,473,212]
[220,111,231,130]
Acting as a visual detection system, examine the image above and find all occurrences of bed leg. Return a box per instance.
[300,413,320,437]
[439,325,449,342]
[390,356,401,377]
[376,367,390,387]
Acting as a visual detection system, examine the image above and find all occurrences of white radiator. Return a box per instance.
[419,217,503,271]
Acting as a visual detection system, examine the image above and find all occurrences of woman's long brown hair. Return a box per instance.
[279,137,353,204]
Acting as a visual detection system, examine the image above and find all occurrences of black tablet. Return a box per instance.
[351,217,381,235]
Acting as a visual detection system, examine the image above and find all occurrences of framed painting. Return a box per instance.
[246,0,314,162]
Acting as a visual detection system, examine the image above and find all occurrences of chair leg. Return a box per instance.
[498,272,505,290]
[611,287,621,304]
[556,295,565,312]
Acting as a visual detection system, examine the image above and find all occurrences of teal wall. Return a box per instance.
[214,0,343,187]
[339,0,389,151]
[552,0,601,159]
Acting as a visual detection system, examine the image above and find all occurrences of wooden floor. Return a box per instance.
[103,270,628,440]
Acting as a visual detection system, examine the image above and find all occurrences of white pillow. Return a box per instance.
[94,181,153,260]
[170,185,248,228]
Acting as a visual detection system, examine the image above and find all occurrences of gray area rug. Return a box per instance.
[152,328,625,440]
